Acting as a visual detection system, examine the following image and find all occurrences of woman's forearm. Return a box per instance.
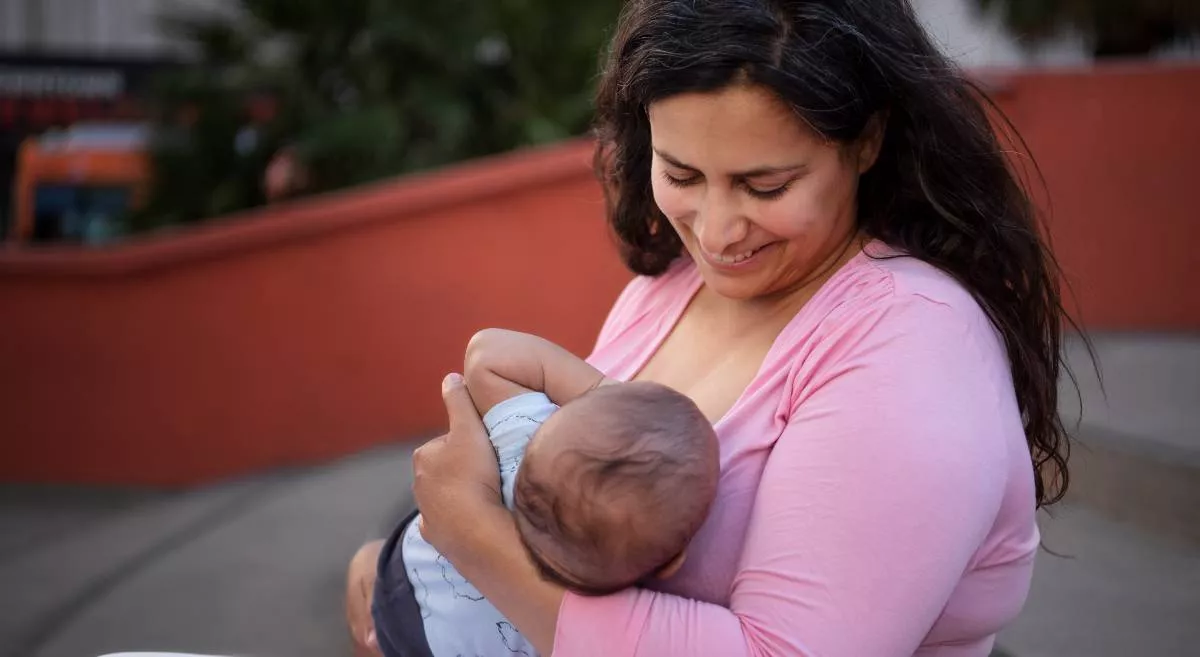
[440,500,566,654]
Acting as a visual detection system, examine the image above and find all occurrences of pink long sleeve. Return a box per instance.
[561,249,1039,657]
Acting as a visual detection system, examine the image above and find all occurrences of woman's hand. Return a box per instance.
[412,373,504,555]
[412,373,566,653]
[345,539,384,656]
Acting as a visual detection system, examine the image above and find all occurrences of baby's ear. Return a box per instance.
[655,551,687,580]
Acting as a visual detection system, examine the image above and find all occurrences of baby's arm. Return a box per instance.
[463,328,617,415]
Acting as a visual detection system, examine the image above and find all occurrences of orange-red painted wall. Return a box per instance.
[987,62,1200,329]
[0,63,1196,485]
[0,142,631,485]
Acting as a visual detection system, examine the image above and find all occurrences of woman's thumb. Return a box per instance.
[441,373,483,437]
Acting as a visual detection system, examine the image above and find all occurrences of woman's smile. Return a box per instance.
[697,241,779,272]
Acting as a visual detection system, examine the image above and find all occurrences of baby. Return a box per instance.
[371,329,720,657]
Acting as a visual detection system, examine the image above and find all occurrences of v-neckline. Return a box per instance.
[623,245,873,429]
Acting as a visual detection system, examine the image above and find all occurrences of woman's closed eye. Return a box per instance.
[742,179,793,201]
[660,170,794,201]
[661,170,701,188]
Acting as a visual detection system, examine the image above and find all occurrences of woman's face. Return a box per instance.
[647,83,881,301]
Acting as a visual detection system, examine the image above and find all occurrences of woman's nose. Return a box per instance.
[693,190,749,255]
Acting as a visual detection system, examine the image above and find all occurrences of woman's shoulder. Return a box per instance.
[620,257,700,305]
[775,242,1007,374]
[593,258,699,346]
[817,242,997,336]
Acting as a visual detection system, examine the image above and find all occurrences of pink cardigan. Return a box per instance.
[557,243,1039,656]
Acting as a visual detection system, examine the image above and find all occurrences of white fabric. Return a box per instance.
[403,392,557,657]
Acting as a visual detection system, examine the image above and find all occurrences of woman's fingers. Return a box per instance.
[441,373,486,442]
[412,373,505,554]
[345,540,383,653]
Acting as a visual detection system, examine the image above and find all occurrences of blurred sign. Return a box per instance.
[0,53,178,130]
[0,52,178,234]
[0,66,125,98]
[0,97,139,130]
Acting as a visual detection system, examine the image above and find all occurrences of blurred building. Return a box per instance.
[0,0,233,237]
[913,0,1198,67]
[0,0,218,53]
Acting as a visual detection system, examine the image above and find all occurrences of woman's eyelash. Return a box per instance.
[661,171,700,188]
[745,181,792,200]
[660,171,792,200]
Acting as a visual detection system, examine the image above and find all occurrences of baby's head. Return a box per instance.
[512,381,719,595]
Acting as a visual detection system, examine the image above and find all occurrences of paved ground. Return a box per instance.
[998,505,1200,657]
[0,450,415,657]
[1059,333,1200,464]
[0,333,1196,657]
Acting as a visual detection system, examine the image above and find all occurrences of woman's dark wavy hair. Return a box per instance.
[592,0,1081,507]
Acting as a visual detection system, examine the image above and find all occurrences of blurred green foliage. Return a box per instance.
[131,0,622,231]
[974,0,1198,56]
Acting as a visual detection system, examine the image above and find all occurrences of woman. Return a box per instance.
[348,0,1075,655]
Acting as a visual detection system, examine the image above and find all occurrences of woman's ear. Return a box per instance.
[655,551,687,580]
[856,111,888,173]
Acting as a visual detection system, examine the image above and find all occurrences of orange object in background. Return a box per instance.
[7,122,149,245]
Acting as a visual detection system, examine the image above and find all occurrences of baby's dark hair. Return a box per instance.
[513,381,719,595]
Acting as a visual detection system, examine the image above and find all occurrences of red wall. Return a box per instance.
[986,62,1200,329]
[0,63,1196,485]
[0,141,631,485]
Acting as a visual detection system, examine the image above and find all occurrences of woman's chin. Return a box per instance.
[697,270,772,301]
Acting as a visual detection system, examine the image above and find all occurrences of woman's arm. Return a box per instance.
[434,498,567,651]
[422,298,1018,657]
[413,374,566,653]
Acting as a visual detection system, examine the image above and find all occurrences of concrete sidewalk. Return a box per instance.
[1060,333,1200,465]
[1000,333,1200,655]
[0,333,1196,657]
[998,505,1200,657]
[0,448,415,657]
[1057,334,1200,546]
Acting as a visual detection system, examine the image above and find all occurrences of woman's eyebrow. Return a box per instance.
[653,148,806,178]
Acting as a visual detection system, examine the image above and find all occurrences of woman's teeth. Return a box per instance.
[711,246,762,264]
